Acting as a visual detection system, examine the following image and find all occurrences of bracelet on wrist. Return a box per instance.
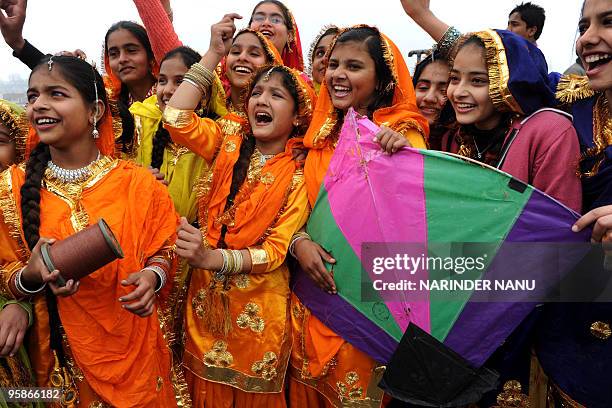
[289,232,311,257]
[15,267,47,295]
[142,265,167,293]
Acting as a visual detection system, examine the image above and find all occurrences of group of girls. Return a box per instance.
[0,0,608,407]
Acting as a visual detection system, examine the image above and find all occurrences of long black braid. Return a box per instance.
[20,142,50,251]
[150,46,202,169]
[217,66,300,248]
[22,55,111,369]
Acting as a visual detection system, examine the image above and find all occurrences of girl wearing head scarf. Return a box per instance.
[165,62,314,407]
[0,100,27,171]
[441,29,582,211]
[249,0,305,72]
[289,25,428,407]
[161,15,315,406]
[0,99,41,408]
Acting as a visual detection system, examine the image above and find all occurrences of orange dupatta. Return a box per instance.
[14,78,180,405]
[299,26,429,376]
[200,66,315,248]
[200,134,305,250]
[303,26,429,206]
[217,29,283,102]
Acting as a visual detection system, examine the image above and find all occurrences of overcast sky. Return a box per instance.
[0,0,583,81]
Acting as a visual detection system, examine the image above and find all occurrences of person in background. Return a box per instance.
[507,2,546,45]
[249,0,306,72]
[412,50,455,149]
[307,25,340,94]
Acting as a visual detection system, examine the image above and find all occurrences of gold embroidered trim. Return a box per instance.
[236,302,265,333]
[191,288,206,319]
[475,29,523,115]
[313,106,339,148]
[395,118,427,140]
[289,364,386,408]
[203,340,234,368]
[381,37,399,88]
[0,262,22,298]
[493,380,529,408]
[556,74,594,104]
[182,300,292,394]
[248,247,269,274]
[251,351,278,380]
[163,106,196,129]
[170,358,193,408]
[581,94,612,177]
[167,143,190,167]
[108,98,129,158]
[213,149,268,232]
[156,255,193,407]
[0,169,28,261]
[257,169,304,245]
[0,101,28,163]
[43,156,117,232]
[337,371,364,401]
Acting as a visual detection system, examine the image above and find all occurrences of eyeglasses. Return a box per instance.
[252,13,285,26]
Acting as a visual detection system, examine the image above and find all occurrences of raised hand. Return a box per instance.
[209,13,242,59]
[0,0,26,51]
[175,217,208,268]
[399,0,431,18]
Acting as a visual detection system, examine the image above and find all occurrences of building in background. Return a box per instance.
[0,74,27,105]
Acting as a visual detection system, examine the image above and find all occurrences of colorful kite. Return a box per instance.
[292,108,591,404]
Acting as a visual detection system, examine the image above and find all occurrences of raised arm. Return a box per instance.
[400,0,451,43]
[0,0,46,69]
[167,13,241,111]
[132,0,181,63]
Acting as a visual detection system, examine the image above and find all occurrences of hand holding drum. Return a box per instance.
[40,219,124,287]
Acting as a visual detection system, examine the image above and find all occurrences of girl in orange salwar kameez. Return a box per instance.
[0,55,186,407]
[288,26,429,408]
[164,61,314,406]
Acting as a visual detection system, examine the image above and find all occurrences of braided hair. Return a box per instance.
[150,46,201,169]
[21,55,111,367]
[217,66,300,248]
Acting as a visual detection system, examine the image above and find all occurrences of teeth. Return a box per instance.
[36,118,59,125]
[585,54,611,63]
[333,85,350,92]
[261,30,273,36]
[234,66,253,74]
[457,103,476,109]
[256,112,272,123]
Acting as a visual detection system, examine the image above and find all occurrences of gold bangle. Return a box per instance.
[248,247,269,274]
[162,105,195,128]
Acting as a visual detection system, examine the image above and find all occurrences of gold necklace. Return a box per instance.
[583,94,612,177]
